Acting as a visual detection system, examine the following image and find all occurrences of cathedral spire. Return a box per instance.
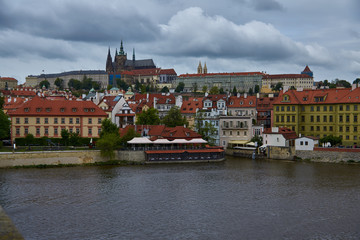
[106,47,113,72]
[133,48,135,61]
[197,61,203,74]
[203,62,207,74]
[119,40,125,55]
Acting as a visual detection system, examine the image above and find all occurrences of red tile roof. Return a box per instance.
[303,65,312,73]
[145,149,223,154]
[181,97,203,114]
[273,88,360,105]
[262,74,312,79]
[0,77,18,81]
[10,89,37,96]
[8,96,107,117]
[122,68,161,76]
[227,95,256,108]
[263,127,298,140]
[178,72,264,78]
[159,69,177,75]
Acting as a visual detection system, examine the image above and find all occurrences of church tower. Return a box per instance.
[106,47,114,72]
[115,40,128,72]
[197,61,203,74]
[203,62,208,74]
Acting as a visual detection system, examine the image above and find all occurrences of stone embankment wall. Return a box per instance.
[0,150,146,168]
[296,148,360,163]
[267,146,295,160]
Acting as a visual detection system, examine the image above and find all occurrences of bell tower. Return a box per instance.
[197,61,203,74]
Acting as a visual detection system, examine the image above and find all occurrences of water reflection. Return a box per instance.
[0,158,360,239]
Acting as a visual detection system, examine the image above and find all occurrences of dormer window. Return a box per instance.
[60,108,65,112]
[36,108,42,112]
[90,108,95,112]
[46,108,51,112]
[84,108,89,112]
[283,95,290,102]
[249,101,253,105]
[24,108,29,112]
[230,101,233,105]
[240,101,243,105]
[72,108,77,112]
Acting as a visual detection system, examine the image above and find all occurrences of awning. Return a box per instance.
[228,140,249,145]
[188,138,208,144]
[152,139,172,144]
[127,137,153,144]
[170,139,190,144]
[246,142,256,146]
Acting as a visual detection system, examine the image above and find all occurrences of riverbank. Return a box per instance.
[0,206,24,239]
[296,149,360,164]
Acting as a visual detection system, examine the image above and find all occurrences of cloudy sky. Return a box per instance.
[0,0,359,84]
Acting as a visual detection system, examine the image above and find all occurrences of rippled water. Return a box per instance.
[1,157,360,240]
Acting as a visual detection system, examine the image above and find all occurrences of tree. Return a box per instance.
[319,135,342,146]
[272,82,283,91]
[162,106,188,127]
[54,78,63,89]
[100,119,119,137]
[136,108,161,125]
[24,133,35,145]
[69,132,81,146]
[232,86,237,96]
[0,111,10,140]
[161,86,169,93]
[353,78,360,85]
[202,85,208,93]
[193,83,198,93]
[251,135,263,147]
[134,80,142,92]
[39,80,50,89]
[119,127,140,147]
[68,79,82,90]
[116,79,129,91]
[248,88,253,95]
[219,87,225,94]
[194,110,217,145]
[209,86,219,95]
[91,81,101,90]
[175,82,185,93]
[61,129,70,146]
[97,133,121,160]
[254,84,260,93]
[0,97,4,109]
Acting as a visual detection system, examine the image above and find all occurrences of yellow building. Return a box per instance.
[273,87,360,146]
[8,96,107,142]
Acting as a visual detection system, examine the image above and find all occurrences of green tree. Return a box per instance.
[161,86,169,93]
[209,86,219,94]
[69,132,81,146]
[134,80,142,92]
[194,110,217,145]
[54,78,63,89]
[61,129,70,146]
[248,88,253,95]
[68,79,82,90]
[175,82,185,93]
[100,119,119,137]
[92,81,101,90]
[319,135,342,146]
[0,111,10,140]
[202,85,208,93]
[219,87,225,94]
[272,82,283,91]
[254,84,260,93]
[116,79,129,91]
[232,86,237,96]
[141,85,147,93]
[24,133,35,145]
[119,127,140,147]
[353,78,360,84]
[162,106,188,127]
[0,97,4,109]
[136,108,161,125]
[193,83,198,93]
[39,80,50,89]
[251,135,263,147]
[97,133,121,160]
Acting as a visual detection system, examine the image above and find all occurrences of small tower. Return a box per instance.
[203,62,208,74]
[106,47,114,72]
[301,65,313,78]
[115,40,128,71]
[197,61,203,74]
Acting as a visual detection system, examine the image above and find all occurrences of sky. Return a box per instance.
[0,0,359,84]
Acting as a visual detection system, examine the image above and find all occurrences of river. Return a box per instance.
[0,157,360,240]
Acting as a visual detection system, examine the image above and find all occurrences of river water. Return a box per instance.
[0,157,360,240]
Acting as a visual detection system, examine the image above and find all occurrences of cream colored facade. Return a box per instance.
[11,115,105,141]
[0,78,18,89]
[262,74,314,89]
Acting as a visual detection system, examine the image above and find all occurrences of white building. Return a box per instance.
[295,136,319,151]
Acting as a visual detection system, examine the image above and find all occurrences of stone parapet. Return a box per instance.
[296,150,360,163]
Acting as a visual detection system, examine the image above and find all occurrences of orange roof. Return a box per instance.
[178,72,264,78]
[0,77,18,81]
[263,127,298,140]
[145,149,224,154]
[302,65,312,73]
[122,68,161,76]
[181,97,203,114]
[3,97,25,111]
[227,95,256,108]
[262,74,312,79]
[8,96,107,117]
[273,88,360,105]
[10,90,37,96]
[159,69,177,75]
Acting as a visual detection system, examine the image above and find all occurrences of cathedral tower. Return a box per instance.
[106,47,114,72]
[203,62,208,74]
[197,61,203,74]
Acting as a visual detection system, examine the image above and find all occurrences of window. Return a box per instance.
[60,108,65,112]
[72,108,77,112]
[24,127,28,135]
[88,128,92,135]
[311,106,314,112]
[354,115,358,123]
[300,141,303,146]
[292,106,295,112]
[36,108,41,112]
[237,131,240,136]
[277,137,279,142]
[16,127,20,135]
[323,116,327,122]
[281,116,284,122]
[276,116,279,122]
[323,106,327,111]
[54,128,58,135]
[276,106,279,111]
[292,116,295,122]
[54,118,58,124]
[346,135,350,140]
[339,115,343,122]
[329,115,333,122]
[98,128,101,135]
[301,116,305,122]
[329,106,333,111]
[323,126,327,131]
[301,126,305,131]
[69,128,73,133]
[45,128,48,135]
[317,106,320,111]
[346,105,350,111]
[36,127,40,135]
[316,126,320,131]
[44,118,48,124]
[36,118,40,124]
[46,108,51,112]
[339,126,343,132]
[346,115,350,123]
[69,118,73,124]
[354,105,358,111]
[223,141,226,146]
[244,131,247,136]
[98,118,102,124]
[16,118,20,124]
[230,131,232,136]
[346,126,350,132]
[76,128,80,134]
[339,105,343,111]
[311,126,314,131]
[24,118,28,124]
[24,108,29,112]
[316,116,320,122]
[301,106,305,112]
[88,118,92,124]
[281,106,284,112]
[76,118,80,124]
[305,141,308,146]
[287,106,290,111]
[330,126,333,131]
[310,116,314,122]
[223,131,226,136]
[61,118,65,124]
[287,116,290,122]
[354,126,358,132]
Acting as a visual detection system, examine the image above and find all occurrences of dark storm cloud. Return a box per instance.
[0,0,159,43]
[251,0,284,11]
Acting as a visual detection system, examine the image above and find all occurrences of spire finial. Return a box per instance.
[133,48,135,61]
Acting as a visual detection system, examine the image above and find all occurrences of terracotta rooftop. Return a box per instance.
[181,97,203,114]
[179,72,264,78]
[227,95,256,108]
[262,74,313,79]
[263,127,298,140]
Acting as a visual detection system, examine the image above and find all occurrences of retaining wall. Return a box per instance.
[295,149,360,163]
